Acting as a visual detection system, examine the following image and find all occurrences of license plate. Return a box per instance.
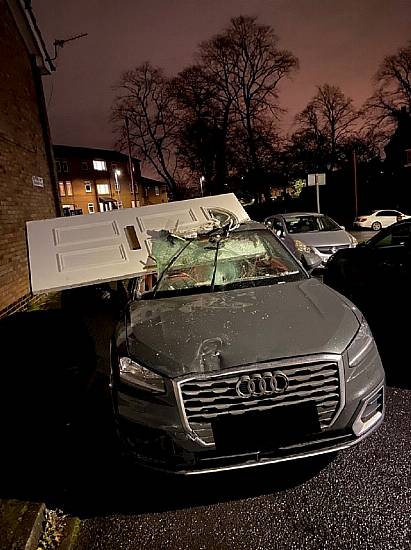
[211,402,320,453]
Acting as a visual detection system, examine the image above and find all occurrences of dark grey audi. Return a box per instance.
[110,221,385,474]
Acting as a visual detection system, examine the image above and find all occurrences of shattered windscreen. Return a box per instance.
[149,227,305,296]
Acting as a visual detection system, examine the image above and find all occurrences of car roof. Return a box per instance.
[236,220,267,231]
[270,212,326,219]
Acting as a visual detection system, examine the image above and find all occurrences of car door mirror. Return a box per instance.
[339,225,345,230]
[302,252,323,272]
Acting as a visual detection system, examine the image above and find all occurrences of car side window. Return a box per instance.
[372,225,411,248]
[272,219,284,233]
[376,211,389,217]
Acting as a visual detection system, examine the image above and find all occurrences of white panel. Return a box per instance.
[53,220,120,245]
[57,244,127,272]
[26,193,250,293]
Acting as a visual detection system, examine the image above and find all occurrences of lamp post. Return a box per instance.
[353,150,358,219]
[114,169,122,208]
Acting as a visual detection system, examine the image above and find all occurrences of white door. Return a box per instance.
[27,193,249,293]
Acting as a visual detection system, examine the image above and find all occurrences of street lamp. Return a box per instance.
[199,175,205,197]
[114,169,122,208]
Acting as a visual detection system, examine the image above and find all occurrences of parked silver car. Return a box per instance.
[111,220,385,474]
[265,212,357,265]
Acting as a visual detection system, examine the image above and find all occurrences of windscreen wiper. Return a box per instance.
[152,238,193,298]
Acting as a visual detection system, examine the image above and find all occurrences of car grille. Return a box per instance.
[178,359,342,446]
[315,244,350,254]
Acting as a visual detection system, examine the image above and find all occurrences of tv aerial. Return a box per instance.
[50,32,88,61]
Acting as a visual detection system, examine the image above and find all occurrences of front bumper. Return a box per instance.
[112,352,385,475]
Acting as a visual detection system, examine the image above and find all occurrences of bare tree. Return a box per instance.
[112,62,181,196]
[366,39,411,126]
[199,16,298,189]
[295,84,360,169]
[172,65,226,194]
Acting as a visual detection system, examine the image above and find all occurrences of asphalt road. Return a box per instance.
[75,386,410,550]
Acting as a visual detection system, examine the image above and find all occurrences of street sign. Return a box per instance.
[307,173,326,214]
[307,173,326,186]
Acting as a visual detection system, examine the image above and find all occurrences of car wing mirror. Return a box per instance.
[302,252,323,273]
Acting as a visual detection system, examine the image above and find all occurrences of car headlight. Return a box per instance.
[347,320,374,368]
[119,357,165,393]
[294,239,315,254]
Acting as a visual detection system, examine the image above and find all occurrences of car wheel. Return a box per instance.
[371,221,382,231]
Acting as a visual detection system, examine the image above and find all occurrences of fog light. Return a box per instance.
[352,385,384,436]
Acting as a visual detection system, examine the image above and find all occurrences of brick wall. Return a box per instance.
[0,0,58,315]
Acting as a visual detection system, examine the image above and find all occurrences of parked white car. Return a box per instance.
[354,210,411,231]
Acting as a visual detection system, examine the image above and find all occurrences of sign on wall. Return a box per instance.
[32,176,44,188]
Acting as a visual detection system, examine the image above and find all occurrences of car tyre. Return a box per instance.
[371,221,382,231]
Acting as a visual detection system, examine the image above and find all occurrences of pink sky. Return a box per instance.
[34,0,411,172]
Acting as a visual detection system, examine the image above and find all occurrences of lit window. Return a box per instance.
[66,181,73,196]
[88,203,95,214]
[97,183,110,195]
[62,161,68,172]
[85,181,92,193]
[81,161,88,170]
[56,160,61,172]
[93,160,107,171]
[155,185,160,196]
[58,181,65,196]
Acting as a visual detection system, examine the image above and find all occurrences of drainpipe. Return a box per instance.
[30,55,62,216]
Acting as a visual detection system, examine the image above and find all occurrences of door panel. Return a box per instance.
[27,193,249,293]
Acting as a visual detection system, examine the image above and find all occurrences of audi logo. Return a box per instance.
[235,371,289,398]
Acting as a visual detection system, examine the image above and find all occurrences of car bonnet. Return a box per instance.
[124,278,359,378]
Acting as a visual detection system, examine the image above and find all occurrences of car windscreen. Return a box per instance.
[147,228,306,298]
[284,215,341,233]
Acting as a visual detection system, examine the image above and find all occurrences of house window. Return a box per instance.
[97,183,110,195]
[154,185,160,196]
[62,161,68,172]
[66,181,73,196]
[144,187,149,198]
[88,203,95,214]
[58,181,65,196]
[405,149,411,166]
[81,161,88,170]
[84,181,92,193]
[111,163,117,170]
[93,160,107,171]
[117,201,123,209]
[56,160,61,172]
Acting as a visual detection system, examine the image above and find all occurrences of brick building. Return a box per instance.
[0,0,59,318]
[53,145,168,215]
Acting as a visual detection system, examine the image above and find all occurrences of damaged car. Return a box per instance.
[26,194,385,474]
